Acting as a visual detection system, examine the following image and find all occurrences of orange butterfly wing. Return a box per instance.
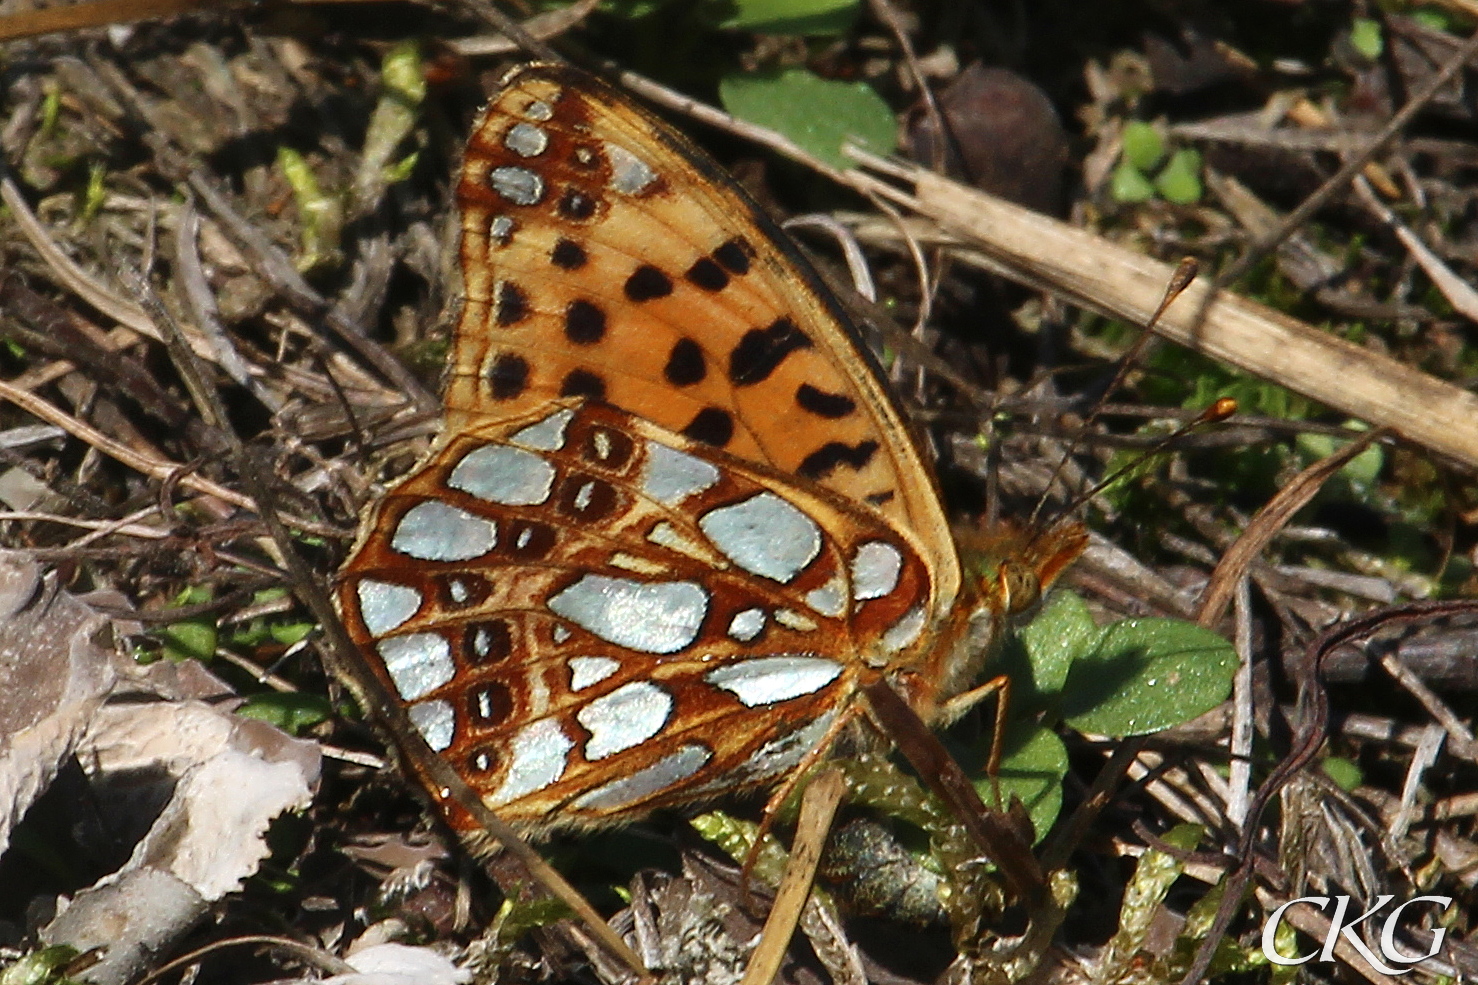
[448,64,960,616]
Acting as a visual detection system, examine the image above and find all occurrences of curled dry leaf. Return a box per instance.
[0,552,118,858]
[0,552,321,985]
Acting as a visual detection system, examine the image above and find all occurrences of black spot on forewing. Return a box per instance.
[565,300,606,344]
[728,317,812,386]
[685,257,728,292]
[795,383,856,419]
[664,338,706,386]
[682,408,734,447]
[560,369,606,400]
[798,440,879,480]
[551,239,588,270]
[713,237,753,275]
[494,282,530,326]
[625,265,674,302]
[487,353,529,399]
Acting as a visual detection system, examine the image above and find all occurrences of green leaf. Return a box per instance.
[1110,160,1155,203]
[1120,120,1165,171]
[271,621,315,646]
[491,896,574,946]
[1320,756,1362,791]
[717,0,859,35]
[1006,590,1102,710]
[1062,619,1237,737]
[1296,424,1383,491]
[719,69,894,170]
[236,693,333,735]
[1154,148,1203,204]
[1350,18,1384,60]
[978,725,1068,841]
[160,585,216,663]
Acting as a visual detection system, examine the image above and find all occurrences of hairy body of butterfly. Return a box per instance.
[335,64,1086,836]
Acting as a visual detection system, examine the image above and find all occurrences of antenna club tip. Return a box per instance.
[1203,397,1238,423]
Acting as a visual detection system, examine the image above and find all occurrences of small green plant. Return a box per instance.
[1112,120,1203,205]
[0,946,83,985]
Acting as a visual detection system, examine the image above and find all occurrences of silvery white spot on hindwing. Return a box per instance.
[699,492,821,582]
[546,575,708,654]
[491,718,574,804]
[356,579,422,636]
[727,607,766,642]
[774,609,818,633]
[647,521,710,561]
[552,624,572,644]
[503,121,549,157]
[642,442,720,505]
[568,655,620,691]
[488,215,515,246]
[852,541,903,600]
[738,711,836,782]
[684,712,840,798]
[804,575,847,618]
[523,99,554,122]
[408,700,455,751]
[449,445,556,505]
[881,605,927,653]
[592,430,613,461]
[577,681,674,760]
[604,142,658,194]
[378,633,455,701]
[447,579,471,604]
[510,408,574,451]
[705,656,843,707]
[468,623,496,661]
[391,501,496,561]
[488,165,543,205]
[570,744,712,811]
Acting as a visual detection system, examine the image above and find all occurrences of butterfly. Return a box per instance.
[335,63,1086,835]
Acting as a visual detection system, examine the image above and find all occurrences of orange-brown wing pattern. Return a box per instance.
[337,403,935,829]
[450,64,960,613]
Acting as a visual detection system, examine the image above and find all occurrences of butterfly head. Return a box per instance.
[905,519,1088,720]
[956,519,1087,619]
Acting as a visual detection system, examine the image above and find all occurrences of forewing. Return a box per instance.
[450,64,960,609]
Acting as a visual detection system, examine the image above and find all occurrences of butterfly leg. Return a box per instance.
[937,674,1011,804]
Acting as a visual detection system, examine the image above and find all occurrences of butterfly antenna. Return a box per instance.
[1059,396,1238,521]
[1028,257,1201,528]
